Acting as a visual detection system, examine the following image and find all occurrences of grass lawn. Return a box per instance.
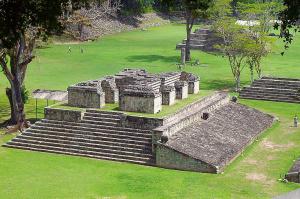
[0,23,300,198]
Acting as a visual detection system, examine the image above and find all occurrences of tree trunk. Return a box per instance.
[235,75,240,92]
[9,70,26,129]
[185,13,192,62]
[250,64,254,83]
[5,88,18,124]
[185,28,191,61]
[11,78,25,126]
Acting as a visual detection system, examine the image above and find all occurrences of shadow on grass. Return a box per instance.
[126,54,179,63]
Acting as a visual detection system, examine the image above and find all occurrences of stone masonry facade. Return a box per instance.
[67,69,200,113]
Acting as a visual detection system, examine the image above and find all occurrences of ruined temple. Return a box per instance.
[3,69,275,173]
[67,69,200,113]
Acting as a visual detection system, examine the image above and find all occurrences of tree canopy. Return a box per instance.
[0,0,86,127]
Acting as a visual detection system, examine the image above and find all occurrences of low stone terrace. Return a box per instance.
[162,102,274,172]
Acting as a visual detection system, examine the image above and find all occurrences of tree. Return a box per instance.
[238,1,284,33]
[238,1,278,80]
[246,36,271,82]
[213,18,253,91]
[64,0,121,40]
[0,0,85,129]
[161,0,214,61]
[276,0,300,49]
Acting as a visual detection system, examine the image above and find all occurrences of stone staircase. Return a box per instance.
[3,109,154,165]
[239,77,300,103]
[176,28,209,50]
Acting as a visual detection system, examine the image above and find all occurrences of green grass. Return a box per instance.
[0,23,300,198]
[53,90,212,118]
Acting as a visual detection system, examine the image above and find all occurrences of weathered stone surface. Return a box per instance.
[285,158,300,183]
[68,85,105,108]
[239,77,300,103]
[121,115,164,130]
[45,108,84,122]
[161,85,176,105]
[156,144,218,173]
[154,92,230,142]
[175,81,188,99]
[159,72,181,87]
[180,71,200,94]
[119,86,162,114]
[162,102,274,173]
[101,77,119,103]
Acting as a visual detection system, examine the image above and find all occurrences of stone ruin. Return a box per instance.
[67,69,200,114]
[3,69,276,174]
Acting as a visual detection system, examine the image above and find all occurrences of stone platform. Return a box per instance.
[285,158,300,183]
[3,92,275,173]
[239,77,300,103]
[156,102,274,173]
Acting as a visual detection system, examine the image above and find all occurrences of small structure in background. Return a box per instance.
[285,158,300,183]
[239,77,300,103]
[32,89,68,119]
[294,115,298,128]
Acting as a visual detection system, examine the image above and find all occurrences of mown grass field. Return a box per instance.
[0,23,300,198]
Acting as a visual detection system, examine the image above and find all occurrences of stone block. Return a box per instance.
[67,81,105,108]
[175,81,188,100]
[180,71,200,94]
[161,85,176,106]
[101,77,119,103]
[188,81,200,94]
[119,86,162,114]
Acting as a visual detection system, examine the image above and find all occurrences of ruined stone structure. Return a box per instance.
[176,28,222,52]
[240,77,300,103]
[100,76,119,103]
[67,69,197,114]
[180,71,200,94]
[3,69,275,173]
[160,85,176,106]
[119,86,162,114]
[68,81,105,108]
[175,81,188,100]
[285,158,300,183]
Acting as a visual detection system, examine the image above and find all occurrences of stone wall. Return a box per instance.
[285,172,300,183]
[188,81,200,94]
[68,86,105,108]
[175,81,188,99]
[156,143,218,173]
[120,95,162,114]
[44,108,84,122]
[121,115,164,130]
[153,93,230,142]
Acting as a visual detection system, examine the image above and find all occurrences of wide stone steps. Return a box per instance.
[182,39,206,45]
[239,77,300,103]
[39,120,152,137]
[262,77,300,82]
[83,112,121,119]
[176,43,204,50]
[4,142,154,165]
[239,94,300,103]
[81,117,120,125]
[10,135,151,156]
[241,87,298,95]
[194,29,210,34]
[3,107,155,165]
[31,125,152,142]
[23,130,152,147]
[252,82,300,90]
